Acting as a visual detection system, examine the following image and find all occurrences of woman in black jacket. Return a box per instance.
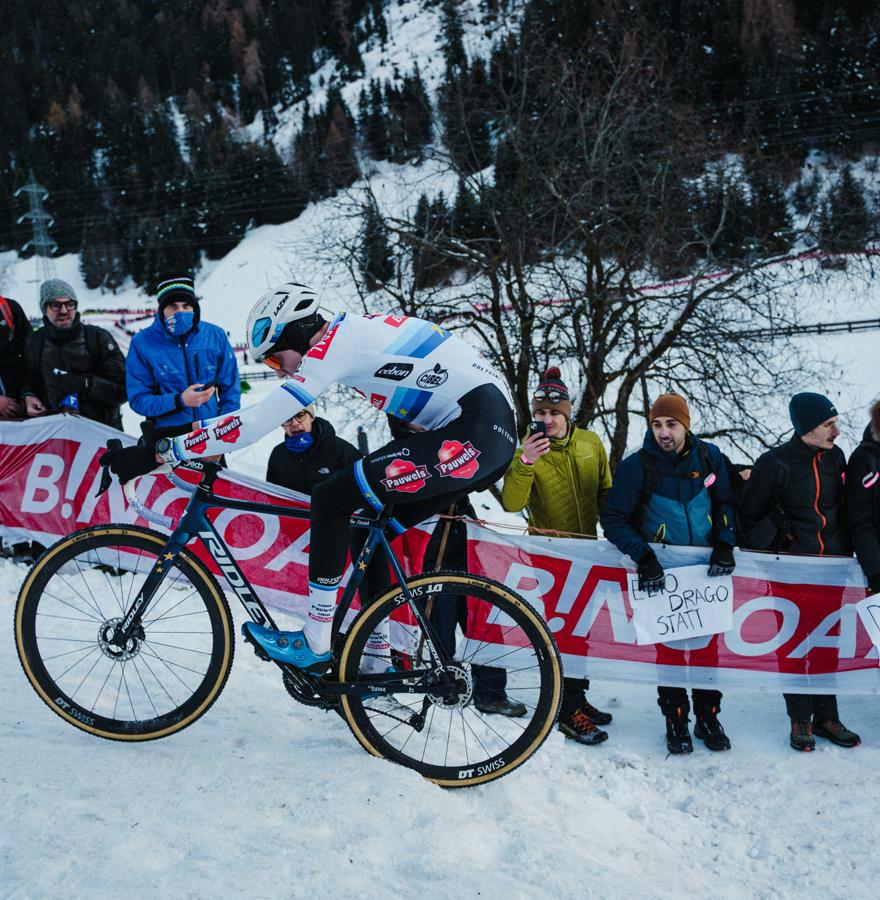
[847,399,880,597]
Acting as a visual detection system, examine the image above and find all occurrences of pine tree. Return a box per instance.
[359,203,394,291]
[441,0,467,74]
[747,165,793,255]
[819,165,874,253]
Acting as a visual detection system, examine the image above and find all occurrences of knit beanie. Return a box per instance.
[156,276,199,315]
[649,393,691,430]
[531,366,573,418]
[789,392,837,436]
[39,278,78,313]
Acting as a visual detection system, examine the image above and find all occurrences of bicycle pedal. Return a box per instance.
[242,628,272,662]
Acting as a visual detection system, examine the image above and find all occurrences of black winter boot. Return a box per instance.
[665,707,693,754]
[694,707,731,751]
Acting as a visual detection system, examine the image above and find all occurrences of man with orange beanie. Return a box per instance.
[601,393,737,754]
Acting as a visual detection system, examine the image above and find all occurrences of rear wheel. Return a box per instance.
[15,525,234,741]
[338,572,561,787]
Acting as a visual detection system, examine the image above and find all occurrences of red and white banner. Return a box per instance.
[2,416,878,693]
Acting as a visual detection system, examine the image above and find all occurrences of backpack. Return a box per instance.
[31,322,106,370]
[638,441,718,510]
[0,296,14,335]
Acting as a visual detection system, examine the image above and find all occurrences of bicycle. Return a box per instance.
[15,457,562,787]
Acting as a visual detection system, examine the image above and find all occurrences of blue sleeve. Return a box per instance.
[126,339,179,419]
[216,336,240,414]
[599,455,650,564]
[708,445,737,546]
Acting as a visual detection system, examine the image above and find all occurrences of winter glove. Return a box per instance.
[56,372,89,395]
[868,573,880,596]
[637,549,665,592]
[99,443,159,484]
[708,542,736,577]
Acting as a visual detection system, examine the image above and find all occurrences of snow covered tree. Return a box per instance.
[819,165,875,253]
[359,202,394,291]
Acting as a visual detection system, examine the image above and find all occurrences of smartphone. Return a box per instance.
[528,420,547,437]
[199,382,221,392]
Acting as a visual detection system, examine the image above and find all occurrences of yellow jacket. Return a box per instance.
[501,425,612,536]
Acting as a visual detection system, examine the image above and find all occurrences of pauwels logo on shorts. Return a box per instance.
[374,362,413,381]
[416,363,448,389]
[213,415,242,444]
[381,458,431,493]
[183,427,209,455]
[435,440,481,479]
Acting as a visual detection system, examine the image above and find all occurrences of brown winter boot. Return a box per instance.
[790,718,815,752]
[813,719,861,748]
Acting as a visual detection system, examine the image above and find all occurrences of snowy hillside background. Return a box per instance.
[3,1,880,897]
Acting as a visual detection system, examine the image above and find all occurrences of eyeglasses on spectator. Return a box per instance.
[47,300,78,312]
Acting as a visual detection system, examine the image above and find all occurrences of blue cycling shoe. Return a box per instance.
[241,622,332,671]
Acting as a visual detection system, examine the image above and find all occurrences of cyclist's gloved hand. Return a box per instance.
[708,542,735,577]
[637,549,665,592]
[99,443,160,483]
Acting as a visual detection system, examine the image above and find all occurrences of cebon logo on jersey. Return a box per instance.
[213,415,242,444]
[374,362,413,381]
[435,440,481,479]
[381,458,431,493]
[183,428,209,454]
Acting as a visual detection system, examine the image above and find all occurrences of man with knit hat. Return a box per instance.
[740,391,860,751]
[126,276,239,429]
[23,278,126,428]
[502,365,614,745]
[601,392,737,754]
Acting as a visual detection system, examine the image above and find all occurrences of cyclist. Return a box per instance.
[102,283,518,670]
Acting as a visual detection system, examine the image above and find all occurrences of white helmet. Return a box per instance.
[246,283,322,362]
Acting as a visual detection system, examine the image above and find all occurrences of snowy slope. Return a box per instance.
[2,554,879,899]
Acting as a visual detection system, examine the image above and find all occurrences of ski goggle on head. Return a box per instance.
[533,388,566,403]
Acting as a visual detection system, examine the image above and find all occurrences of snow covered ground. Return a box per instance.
[2,553,879,899]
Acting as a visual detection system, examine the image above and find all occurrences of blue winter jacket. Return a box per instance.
[600,430,737,563]
[126,315,240,427]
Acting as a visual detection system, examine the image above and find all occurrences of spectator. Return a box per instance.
[126,276,240,429]
[0,293,31,419]
[265,405,360,495]
[501,366,614,746]
[740,392,860,752]
[847,398,880,598]
[23,279,126,429]
[601,392,736,754]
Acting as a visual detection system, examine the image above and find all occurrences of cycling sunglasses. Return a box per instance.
[263,353,284,371]
[533,388,566,402]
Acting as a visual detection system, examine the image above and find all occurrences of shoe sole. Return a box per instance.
[558,726,609,745]
[789,741,815,752]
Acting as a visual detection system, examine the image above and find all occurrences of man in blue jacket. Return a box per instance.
[126,276,240,429]
[600,393,737,754]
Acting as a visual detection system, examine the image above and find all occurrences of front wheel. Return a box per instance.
[15,525,234,741]
[338,572,562,787]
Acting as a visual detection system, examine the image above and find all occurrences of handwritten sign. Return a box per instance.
[628,565,734,645]
[856,595,880,665]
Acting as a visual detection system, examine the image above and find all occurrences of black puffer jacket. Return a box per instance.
[846,406,880,580]
[739,434,850,556]
[265,417,361,496]
[0,296,31,399]
[23,316,127,429]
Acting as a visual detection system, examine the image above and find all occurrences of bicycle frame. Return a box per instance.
[112,462,453,681]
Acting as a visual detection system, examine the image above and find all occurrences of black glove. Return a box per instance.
[868,573,880,596]
[637,549,665,592]
[708,542,736,576]
[56,372,89,395]
[99,443,159,484]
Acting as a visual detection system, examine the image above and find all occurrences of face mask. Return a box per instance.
[285,432,314,453]
[165,311,195,336]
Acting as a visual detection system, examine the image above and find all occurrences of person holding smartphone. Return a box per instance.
[501,366,614,746]
[126,276,240,430]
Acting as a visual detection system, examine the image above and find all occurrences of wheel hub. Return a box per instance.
[98,617,144,661]
[426,663,473,709]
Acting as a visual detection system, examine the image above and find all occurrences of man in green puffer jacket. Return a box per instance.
[501,366,614,746]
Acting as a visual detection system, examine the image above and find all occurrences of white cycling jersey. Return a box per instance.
[169,312,514,460]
